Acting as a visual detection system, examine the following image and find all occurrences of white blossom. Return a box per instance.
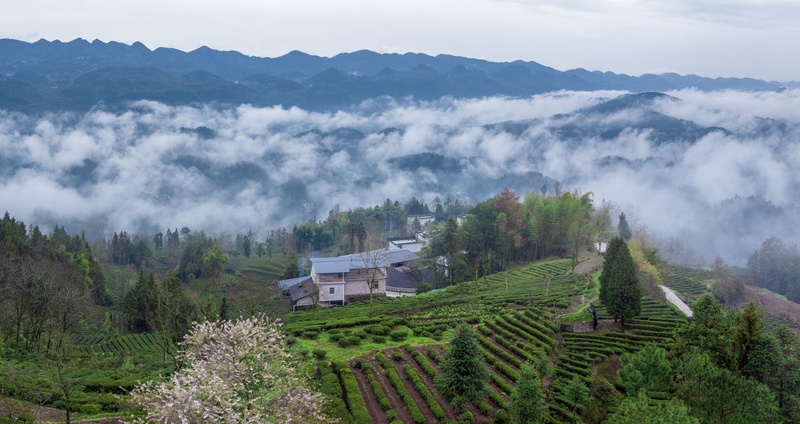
[128,316,334,423]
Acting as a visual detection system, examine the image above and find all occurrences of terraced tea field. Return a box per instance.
[224,256,286,285]
[663,264,711,302]
[291,258,688,423]
[70,333,160,355]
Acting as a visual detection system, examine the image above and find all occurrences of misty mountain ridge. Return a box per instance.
[1,38,799,265]
[0,37,795,113]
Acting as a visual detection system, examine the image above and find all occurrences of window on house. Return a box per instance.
[370,281,379,289]
[329,287,335,294]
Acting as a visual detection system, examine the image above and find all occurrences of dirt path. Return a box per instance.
[351,363,389,424]
[660,285,693,317]
[570,256,604,275]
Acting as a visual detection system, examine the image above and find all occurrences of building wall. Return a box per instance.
[318,282,345,303]
[344,268,387,297]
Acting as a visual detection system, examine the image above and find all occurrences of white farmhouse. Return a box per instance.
[279,247,421,309]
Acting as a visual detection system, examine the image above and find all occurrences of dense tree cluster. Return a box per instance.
[427,188,608,285]
[747,237,800,302]
[108,231,151,266]
[0,213,110,352]
[666,295,800,423]
[176,232,228,281]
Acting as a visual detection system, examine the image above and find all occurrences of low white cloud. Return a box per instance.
[1,89,799,264]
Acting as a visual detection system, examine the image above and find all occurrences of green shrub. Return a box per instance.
[372,335,386,343]
[389,331,408,342]
[386,410,397,420]
[81,403,102,415]
[301,331,319,340]
[337,336,362,348]
[317,361,332,377]
[476,400,491,415]
[313,349,327,359]
[339,366,371,424]
[329,333,343,342]
[368,325,391,336]
[285,335,298,345]
[320,373,342,397]
[352,358,367,370]
[416,282,432,294]
[495,408,510,424]
[459,410,474,423]
[388,318,408,327]
[97,393,121,412]
[352,329,368,338]
[392,351,404,361]
[404,364,446,420]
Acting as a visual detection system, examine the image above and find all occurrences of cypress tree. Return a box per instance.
[618,212,632,241]
[510,364,548,424]
[435,324,489,411]
[599,237,624,309]
[601,236,640,330]
[736,301,763,371]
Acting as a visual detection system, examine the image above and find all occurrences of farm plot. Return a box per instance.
[293,257,685,423]
[71,333,159,356]
[663,264,711,301]
[285,259,583,342]
[225,257,286,281]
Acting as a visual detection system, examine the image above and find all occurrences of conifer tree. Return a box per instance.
[510,364,548,424]
[618,212,632,241]
[435,324,489,411]
[563,375,589,423]
[736,301,764,371]
[600,236,640,329]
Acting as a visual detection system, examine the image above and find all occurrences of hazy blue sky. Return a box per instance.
[2,0,799,81]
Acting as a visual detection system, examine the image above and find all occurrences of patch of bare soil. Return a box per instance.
[0,397,65,421]
[741,286,800,327]
[570,256,604,275]
[0,397,126,423]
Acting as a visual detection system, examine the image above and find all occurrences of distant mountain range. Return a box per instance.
[0,38,796,113]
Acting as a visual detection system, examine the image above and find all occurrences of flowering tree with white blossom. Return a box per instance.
[128,316,333,423]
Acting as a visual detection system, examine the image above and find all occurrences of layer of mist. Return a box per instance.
[1,89,798,264]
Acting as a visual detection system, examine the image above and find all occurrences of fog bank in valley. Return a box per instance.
[1,89,798,264]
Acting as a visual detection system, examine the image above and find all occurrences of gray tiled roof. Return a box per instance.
[310,247,418,274]
[289,279,317,302]
[278,276,312,291]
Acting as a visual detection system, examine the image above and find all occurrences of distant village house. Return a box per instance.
[279,247,434,309]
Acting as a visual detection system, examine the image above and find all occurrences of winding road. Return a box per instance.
[660,285,693,317]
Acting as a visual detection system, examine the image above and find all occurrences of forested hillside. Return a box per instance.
[1,186,800,422]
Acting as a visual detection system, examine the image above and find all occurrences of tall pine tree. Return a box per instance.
[435,324,489,412]
[600,236,640,330]
[510,364,549,423]
[618,212,632,241]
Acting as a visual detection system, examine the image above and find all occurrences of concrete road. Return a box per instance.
[660,285,694,317]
